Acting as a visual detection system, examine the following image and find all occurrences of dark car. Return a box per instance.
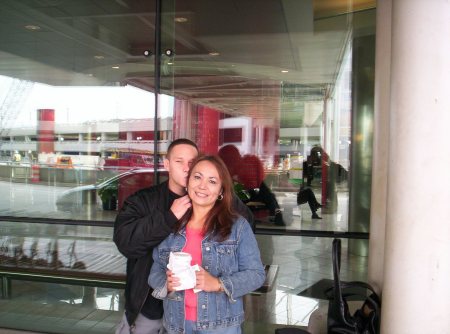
[56,169,168,213]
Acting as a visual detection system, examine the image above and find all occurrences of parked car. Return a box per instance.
[103,154,164,171]
[56,169,168,213]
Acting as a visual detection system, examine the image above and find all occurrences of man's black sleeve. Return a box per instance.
[113,189,177,259]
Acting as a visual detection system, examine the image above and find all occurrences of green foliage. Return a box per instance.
[98,179,118,203]
[234,182,251,202]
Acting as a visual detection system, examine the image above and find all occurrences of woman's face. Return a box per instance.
[187,160,223,209]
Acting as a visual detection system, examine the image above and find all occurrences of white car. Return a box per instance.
[56,169,168,213]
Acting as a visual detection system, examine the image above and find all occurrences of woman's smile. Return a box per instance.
[193,190,209,198]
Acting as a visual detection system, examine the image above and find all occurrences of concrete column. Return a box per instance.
[381,0,450,332]
[348,34,375,256]
[368,0,391,293]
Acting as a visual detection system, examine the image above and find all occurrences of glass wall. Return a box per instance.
[0,1,376,233]
[0,1,376,333]
[158,1,375,233]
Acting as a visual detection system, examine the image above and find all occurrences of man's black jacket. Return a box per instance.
[113,180,255,326]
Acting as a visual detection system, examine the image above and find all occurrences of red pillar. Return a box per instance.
[196,106,219,154]
[37,109,55,154]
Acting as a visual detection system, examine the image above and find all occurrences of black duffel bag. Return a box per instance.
[326,239,381,334]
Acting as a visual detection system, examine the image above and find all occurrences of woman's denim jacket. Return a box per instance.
[148,216,265,333]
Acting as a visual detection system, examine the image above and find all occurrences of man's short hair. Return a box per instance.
[166,138,198,158]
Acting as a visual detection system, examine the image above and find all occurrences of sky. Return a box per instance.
[0,75,174,128]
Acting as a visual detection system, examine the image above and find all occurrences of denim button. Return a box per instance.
[202,325,207,329]
[202,304,206,309]
[206,247,210,251]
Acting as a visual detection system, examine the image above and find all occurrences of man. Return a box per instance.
[297,184,323,219]
[113,138,254,334]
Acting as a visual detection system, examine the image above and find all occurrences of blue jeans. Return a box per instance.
[184,321,241,334]
[115,313,164,334]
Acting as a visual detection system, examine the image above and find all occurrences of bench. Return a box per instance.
[0,236,278,297]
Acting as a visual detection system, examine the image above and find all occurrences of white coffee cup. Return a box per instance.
[167,252,200,291]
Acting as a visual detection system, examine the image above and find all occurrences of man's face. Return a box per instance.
[164,144,198,195]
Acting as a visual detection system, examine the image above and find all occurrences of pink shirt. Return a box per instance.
[182,226,204,321]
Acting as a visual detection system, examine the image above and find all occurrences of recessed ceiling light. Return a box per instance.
[112,66,120,69]
[174,17,188,23]
[209,52,220,56]
[94,55,104,59]
[167,62,173,65]
[24,25,41,31]
[281,70,289,73]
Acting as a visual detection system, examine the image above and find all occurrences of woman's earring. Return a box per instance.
[217,194,223,201]
[185,187,188,192]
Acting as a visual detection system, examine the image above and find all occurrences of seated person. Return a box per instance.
[217,144,241,181]
[239,154,285,226]
[219,146,285,226]
[297,184,322,219]
[218,145,252,203]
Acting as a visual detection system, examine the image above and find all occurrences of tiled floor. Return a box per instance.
[0,236,367,334]
[0,187,369,333]
[248,235,368,328]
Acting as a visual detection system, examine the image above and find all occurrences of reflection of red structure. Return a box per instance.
[197,106,219,154]
[117,170,168,210]
[173,98,280,165]
[37,109,55,154]
[103,149,164,171]
[31,164,40,182]
[320,149,330,207]
[118,172,153,210]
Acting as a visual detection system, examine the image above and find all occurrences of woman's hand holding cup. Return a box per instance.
[195,266,221,292]
[166,270,181,292]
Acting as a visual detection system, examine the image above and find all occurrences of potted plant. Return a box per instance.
[98,179,118,210]
[234,182,251,202]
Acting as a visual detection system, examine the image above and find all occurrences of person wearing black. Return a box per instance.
[113,139,254,334]
[303,157,315,187]
[297,185,323,219]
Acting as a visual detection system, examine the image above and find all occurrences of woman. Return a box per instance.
[149,155,265,334]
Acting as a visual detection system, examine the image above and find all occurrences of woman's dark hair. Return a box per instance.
[175,154,236,241]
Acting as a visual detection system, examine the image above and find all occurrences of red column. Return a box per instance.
[37,109,55,154]
[196,106,219,154]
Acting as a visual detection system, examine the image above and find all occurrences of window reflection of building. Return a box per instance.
[0,0,384,332]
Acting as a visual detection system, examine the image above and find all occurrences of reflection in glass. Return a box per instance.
[0,1,375,231]
[0,77,171,221]
[0,1,376,333]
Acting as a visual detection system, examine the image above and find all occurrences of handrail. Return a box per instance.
[0,216,369,238]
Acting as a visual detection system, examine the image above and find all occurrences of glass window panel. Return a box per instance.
[0,1,162,222]
[0,1,376,332]
[160,1,375,233]
[0,2,376,228]
[0,220,368,333]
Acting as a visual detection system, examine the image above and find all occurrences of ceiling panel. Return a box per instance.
[0,0,375,119]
